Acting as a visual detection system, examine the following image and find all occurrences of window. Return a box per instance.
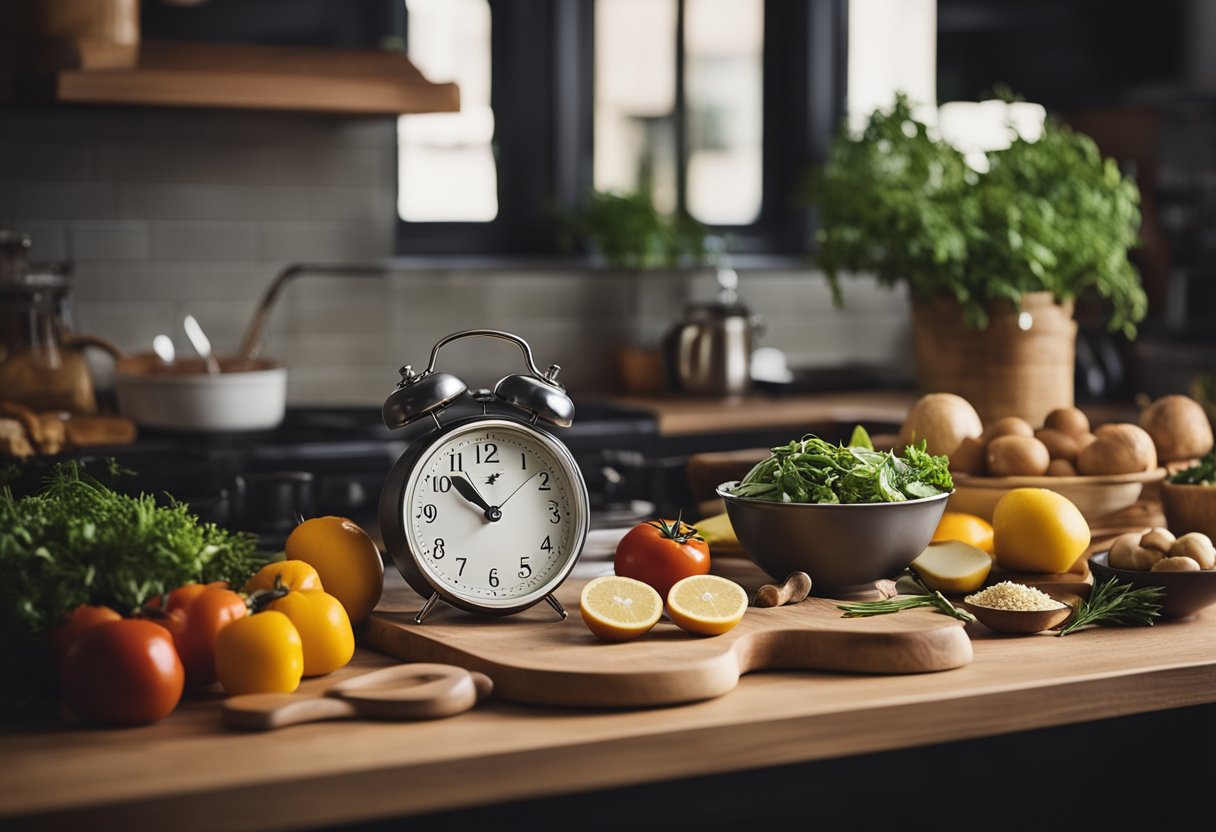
[396,1,844,258]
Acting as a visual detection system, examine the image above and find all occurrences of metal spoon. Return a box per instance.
[183,314,221,375]
[152,334,176,365]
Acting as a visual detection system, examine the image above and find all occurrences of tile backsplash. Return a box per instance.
[0,108,912,404]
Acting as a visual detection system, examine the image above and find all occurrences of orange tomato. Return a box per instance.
[932,511,995,555]
[60,619,184,726]
[285,517,384,625]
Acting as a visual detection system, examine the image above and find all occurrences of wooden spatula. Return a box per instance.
[223,663,494,731]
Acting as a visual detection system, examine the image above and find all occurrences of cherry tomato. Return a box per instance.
[60,619,184,726]
[266,590,354,677]
[215,611,303,695]
[157,586,248,688]
[614,517,711,600]
[243,560,324,595]
[49,604,123,668]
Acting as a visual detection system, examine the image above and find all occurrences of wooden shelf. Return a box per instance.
[34,40,460,115]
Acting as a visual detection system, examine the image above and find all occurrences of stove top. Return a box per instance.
[11,403,661,550]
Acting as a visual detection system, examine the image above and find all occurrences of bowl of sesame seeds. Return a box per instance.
[960,581,1079,634]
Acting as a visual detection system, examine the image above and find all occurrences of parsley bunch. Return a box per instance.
[1,462,261,678]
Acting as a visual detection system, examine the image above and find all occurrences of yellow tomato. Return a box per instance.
[215,611,303,695]
[931,511,995,555]
[285,517,384,624]
[266,590,355,677]
[243,559,324,594]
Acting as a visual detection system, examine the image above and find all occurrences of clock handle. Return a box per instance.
[422,329,550,380]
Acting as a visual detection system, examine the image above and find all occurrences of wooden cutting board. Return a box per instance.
[362,561,973,709]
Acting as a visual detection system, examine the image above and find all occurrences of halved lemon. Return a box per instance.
[666,575,748,636]
[579,576,663,642]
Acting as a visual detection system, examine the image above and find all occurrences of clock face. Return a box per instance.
[399,419,588,610]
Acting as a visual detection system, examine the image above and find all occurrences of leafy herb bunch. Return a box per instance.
[730,426,953,504]
[0,462,261,678]
[806,92,1147,336]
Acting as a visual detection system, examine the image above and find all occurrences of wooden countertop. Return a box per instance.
[4,509,1216,831]
[601,391,1141,437]
[604,390,917,436]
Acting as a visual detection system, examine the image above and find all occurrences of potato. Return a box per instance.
[1152,556,1202,573]
[1138,394,1215,463]
[986,435,1051,477]
[1171,533,1216,570]
[1077,423,1157,475]
[1075,432,1098,452]
[1043,407,1091,438]
[1140,527,1176,553]
[899,393,983,458]
[1034,428,1079,462]
[1047,458,1077,477]
[981,416,1035,444]
[1109,533,1164,571]
[949,436,986,475]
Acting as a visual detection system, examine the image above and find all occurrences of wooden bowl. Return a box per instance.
[1160,481,1216,539]
[960,592,1078,634]
[948,469,1166,523]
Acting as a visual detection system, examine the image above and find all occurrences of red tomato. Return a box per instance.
[157,585,248,688]
[49,604,123,668]
[613,517,711,600]
[60,619,184,726]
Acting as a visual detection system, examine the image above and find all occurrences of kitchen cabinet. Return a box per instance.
[3,511,1216,830]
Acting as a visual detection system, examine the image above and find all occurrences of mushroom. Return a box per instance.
[1109,533,1163,571]
[1151,556,1202,572]
[1140,527,1177,553]
[1170,533,1216,570]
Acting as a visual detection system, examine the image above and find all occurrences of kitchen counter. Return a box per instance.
[4,505,1216,831]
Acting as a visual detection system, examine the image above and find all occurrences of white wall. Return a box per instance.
[0,108,912,405]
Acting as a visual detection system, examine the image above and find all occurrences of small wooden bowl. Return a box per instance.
[1160,480,1216,539]
[960,592,1078,634]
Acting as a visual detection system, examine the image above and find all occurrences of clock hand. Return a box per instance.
[450,475,502,522]
[497,472,539,509]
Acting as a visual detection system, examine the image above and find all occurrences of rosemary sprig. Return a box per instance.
[1057,577,1163,636]
[837,571,976,623]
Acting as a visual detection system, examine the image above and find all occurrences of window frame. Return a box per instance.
[395,0,846,259]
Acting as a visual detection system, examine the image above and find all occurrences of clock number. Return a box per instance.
[448,452,463,472]
[432,538,445,559]
[433,475,452,493]
[518,556,532,578]
[476,442,499,464]
[547,500,561,524]
[520,453,527,470]
[540,535,552,552]
[455,557,467,576]
[489,568,500,588]
[416,504,437,523]
[538,471,551,491]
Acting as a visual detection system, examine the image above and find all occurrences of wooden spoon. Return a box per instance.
[223,663,493,731]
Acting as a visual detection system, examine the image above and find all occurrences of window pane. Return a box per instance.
[685,0,764,225]
[398,0,497,222]
[594,0,679,214]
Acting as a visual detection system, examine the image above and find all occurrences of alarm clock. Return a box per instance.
[378,329,590,624]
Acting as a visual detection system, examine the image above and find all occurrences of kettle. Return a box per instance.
[663,268,764,396]
[0,231,121,413]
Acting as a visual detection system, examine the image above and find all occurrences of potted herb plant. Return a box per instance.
[806,93,1147,425]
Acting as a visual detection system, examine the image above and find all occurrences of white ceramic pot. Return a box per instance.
[114,353,287,432]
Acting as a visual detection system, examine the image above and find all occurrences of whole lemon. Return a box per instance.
[992,488,1091,574]
[285,517,384,624]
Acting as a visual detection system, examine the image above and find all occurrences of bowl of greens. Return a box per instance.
[716,427,953,596]
[1160,449,1216,540]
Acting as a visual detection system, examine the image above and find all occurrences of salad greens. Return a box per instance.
[1170,449,1215,485]
[1,462,262,670]
[728,426,953,504]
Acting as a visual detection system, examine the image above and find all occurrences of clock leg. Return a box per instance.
[414,592,442,625]
[543,594,568,620]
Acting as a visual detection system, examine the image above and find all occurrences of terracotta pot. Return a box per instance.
[911,291,1076,427]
